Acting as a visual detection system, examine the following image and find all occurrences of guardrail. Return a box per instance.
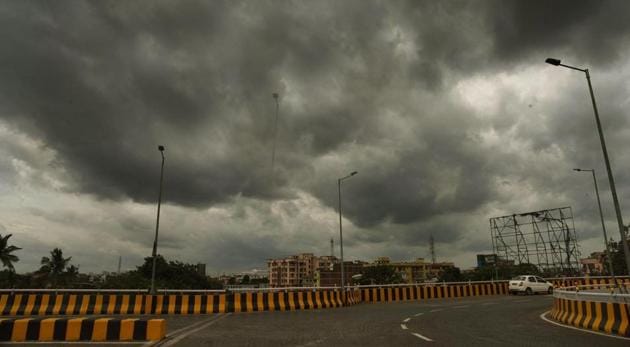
[553,285,630,304]
[550,280,630,337]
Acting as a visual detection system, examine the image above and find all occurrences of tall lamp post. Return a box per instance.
[546,58,630,275]
[573,168,617,283]
[150,145,166,294]
[338,171,357,304]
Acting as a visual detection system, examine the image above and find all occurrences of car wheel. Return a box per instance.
[547,286,553,294]
[525,287,532,295]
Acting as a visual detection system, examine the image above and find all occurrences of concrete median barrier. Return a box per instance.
[359,281,508,303]
[550,287,630,337]
[0,289,361,316]
[0,317,165,342]
[231,290,352,312]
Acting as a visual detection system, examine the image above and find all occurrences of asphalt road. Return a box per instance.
[161,294,628,347]
[8,295,629,346]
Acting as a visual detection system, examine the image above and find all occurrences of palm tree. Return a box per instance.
[0,234,21,271]
[40,248,72,287]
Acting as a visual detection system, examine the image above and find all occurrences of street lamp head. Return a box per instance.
[272,93,279,99]
[545,58,561,66]
[350,171,358,176]
[573,168,581,172]
[158,145,165,152]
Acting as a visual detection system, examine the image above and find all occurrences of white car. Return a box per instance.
[508,275,553,295]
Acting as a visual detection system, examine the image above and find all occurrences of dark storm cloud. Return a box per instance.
[489,0,630,65]
[2,0,630,249]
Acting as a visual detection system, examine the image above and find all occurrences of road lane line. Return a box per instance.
[153,313,231,347]
[403,318,411,322]
[401,324,408,330]
[453,305,469,309]
[429,309,443,313]
[411,333,434,342]
[481,302,497,305]
[540,311,630,341]
[163,314,226,338]
[414,312,424,316]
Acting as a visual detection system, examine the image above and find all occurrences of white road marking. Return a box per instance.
[4,343,144,345]
[453,305,469,309]
[429,308,443,312]
[539,311,630,341]
[481,302,497,305]
[403,318,411,322]
[154,313,231,347]
[414,312,424,316]
[412,332,434,342]
[401,324,408,330]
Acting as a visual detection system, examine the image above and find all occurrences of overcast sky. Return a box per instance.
[2,0,630,275]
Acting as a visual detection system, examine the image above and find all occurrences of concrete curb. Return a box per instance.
[0,317,166,342]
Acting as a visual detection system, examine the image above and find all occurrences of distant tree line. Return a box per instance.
[0,233,245,289]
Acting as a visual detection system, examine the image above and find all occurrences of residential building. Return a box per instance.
[426,261,456,280]
[315,261,367,287]
[267,253,339,287]
[364,257,430,283]
[580,252,606,275]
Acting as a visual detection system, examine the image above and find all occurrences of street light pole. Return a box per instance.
[150,145,165,294]
[546,58,630,275]
[338,171,357,305]
[573,169,617,283]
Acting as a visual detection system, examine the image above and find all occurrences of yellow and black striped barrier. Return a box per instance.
[0,293,227,315]
[0,290,357,316]
[359,282,508,303]
[0,317,165,342]
[0,284,505,316]
[549,276,630,289]
[231,290,347,313]
[550,295,630,337]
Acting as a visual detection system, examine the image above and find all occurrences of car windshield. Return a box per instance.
[512,276,527,281]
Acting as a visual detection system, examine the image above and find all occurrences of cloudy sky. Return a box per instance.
[1,0,630,275]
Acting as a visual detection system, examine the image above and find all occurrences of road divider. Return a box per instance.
[550,286,630,337]
[359,281,508,303]
[0,317,165,342]
[0,289,362,316]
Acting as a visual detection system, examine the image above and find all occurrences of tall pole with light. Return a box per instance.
[338,171,357,304]
[150,145,165,294]
[271,93,280,172]
[573,168,616,282]
[546,58,630,275]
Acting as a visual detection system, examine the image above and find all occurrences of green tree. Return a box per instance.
[240,275,250,284]
[136,255,213,289]
[39,248,72,287]
[358,265,404,285]
[611,240,629,276]
[438,267,462,282]
[0,234,21,271]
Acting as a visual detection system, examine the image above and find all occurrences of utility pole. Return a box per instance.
[271,93,280,173]
[150,145,165,295]
[430,234,436,264]
[117,256,122,274]
[330,238,334,258]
